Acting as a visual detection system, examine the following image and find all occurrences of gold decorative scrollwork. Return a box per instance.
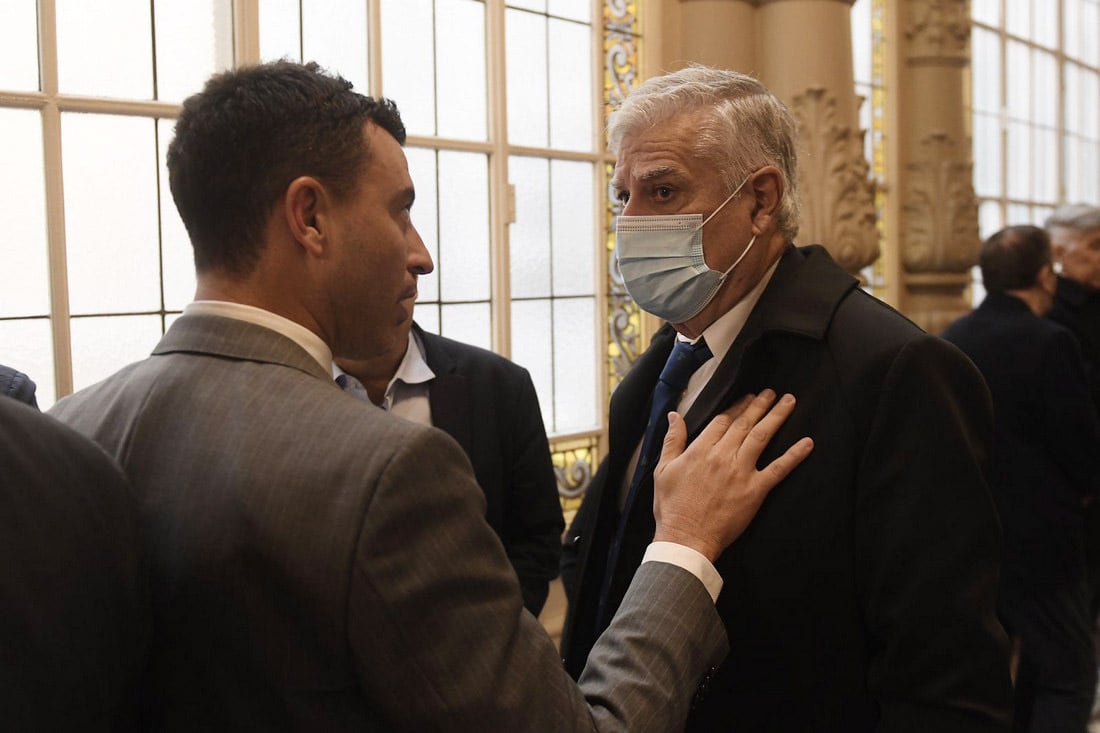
[551,436,598,524]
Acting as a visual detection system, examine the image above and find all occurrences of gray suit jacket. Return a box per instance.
[50,313,727,732]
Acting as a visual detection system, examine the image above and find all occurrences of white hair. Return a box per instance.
[1045,203,1100,233]
[608,65,801,242]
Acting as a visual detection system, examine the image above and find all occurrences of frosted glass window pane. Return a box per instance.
[436,0,487,140]
[1005,122,1030,200]
[551,160,595,296]
[1083,69,1100,137]
[1005,0,1029,40]
[440,302,491,351]
[57,0,153,98]
[259,0,302,61]
[153,0,233,103]
[381,0,436,137]
[509,156,552,299]
[508,0,546,11]
[1082,1,1100,66]
[0,319,55,409]
[0,0,39,91]
[71,315,163,392]
[414,304,440,334]
[510,298,554,431]
[979,200,1003,240]
[506,9,549,147]
[158,120,197,311]
[1066,63,1083,135]
[1065,0,1082,60]
[438,152,490,301]
[971,264,986,308]
[549,19,592,151]
[971,28,1001,115]
[1033,0,1057,47]
[1032,127,1058,202]
[553,297,597,432]
[972,113,1002,198]
[405,148,441,303]
[851,0,872,87]
[971,0,1000,26]
[548,0,590,23]
[301,0,369,93]
[1005,41,1030,121]
[1067,138,1100,203]
[0,110,49,318]
[63,114,160,314]
[1005,203,1029,226]
[1033,51,1057,127]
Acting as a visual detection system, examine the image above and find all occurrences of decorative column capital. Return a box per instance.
[789,86,879,272]
[902,131,980,274]
[904,0,971,65]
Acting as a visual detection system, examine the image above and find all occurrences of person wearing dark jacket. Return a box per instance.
[944,224,1100,732]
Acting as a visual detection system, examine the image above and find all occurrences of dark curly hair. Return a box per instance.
[167,60,406,276]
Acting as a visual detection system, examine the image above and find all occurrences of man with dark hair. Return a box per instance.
[49,60,812,730]
[944,225,1100,732]
[562,65,1012,731]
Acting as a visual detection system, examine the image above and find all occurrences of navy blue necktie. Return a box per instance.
[336,373,371,402]
[596,337,713,630]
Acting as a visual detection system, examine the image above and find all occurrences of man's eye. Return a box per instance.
[655,186,673,199]
[616,190,630,204]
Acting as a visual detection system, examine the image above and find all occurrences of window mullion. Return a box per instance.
[487,0,511,357]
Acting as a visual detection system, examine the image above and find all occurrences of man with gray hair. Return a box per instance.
[1047,203,1100,420]
[561,66,1013,731]
[1045,204,1100,726]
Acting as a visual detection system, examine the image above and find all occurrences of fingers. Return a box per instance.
[656,411,688,475]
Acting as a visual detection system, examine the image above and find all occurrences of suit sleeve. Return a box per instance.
[500,368,565,615]
[1038,329,1100,499]
[347,427,727,732]
[854,336,1013,732]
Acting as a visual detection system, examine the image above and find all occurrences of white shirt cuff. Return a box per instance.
[642,541,724,603]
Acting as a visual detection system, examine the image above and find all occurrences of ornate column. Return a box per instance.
[897,0,978,334]
[755,0,879,273]
[677,0,755,72]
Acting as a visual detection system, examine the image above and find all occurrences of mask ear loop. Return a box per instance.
[694,172,754,232]
[693,171,758,278]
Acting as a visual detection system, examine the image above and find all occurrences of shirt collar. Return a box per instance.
[183,300,333,374]
[679,257,782,363]
[394,328,436,387]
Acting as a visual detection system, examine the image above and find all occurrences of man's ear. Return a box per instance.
[748,166,784,235]
[284,176,330,257]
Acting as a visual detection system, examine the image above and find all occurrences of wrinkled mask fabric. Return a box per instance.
[616,174,756,323]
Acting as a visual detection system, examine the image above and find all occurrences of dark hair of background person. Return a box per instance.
[167,59,406,277]
[980,225,1052,294]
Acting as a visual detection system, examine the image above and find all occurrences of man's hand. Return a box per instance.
[652,390,813,562]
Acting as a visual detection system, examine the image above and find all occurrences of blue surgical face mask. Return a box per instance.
[615,174,756,324]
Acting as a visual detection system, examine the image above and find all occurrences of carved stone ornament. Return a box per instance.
[789,86,879,272]
[905,0,970,62]
[902,132,980,273]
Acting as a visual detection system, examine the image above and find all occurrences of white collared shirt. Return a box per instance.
[332,329,436,424]
[183,301,333,373]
